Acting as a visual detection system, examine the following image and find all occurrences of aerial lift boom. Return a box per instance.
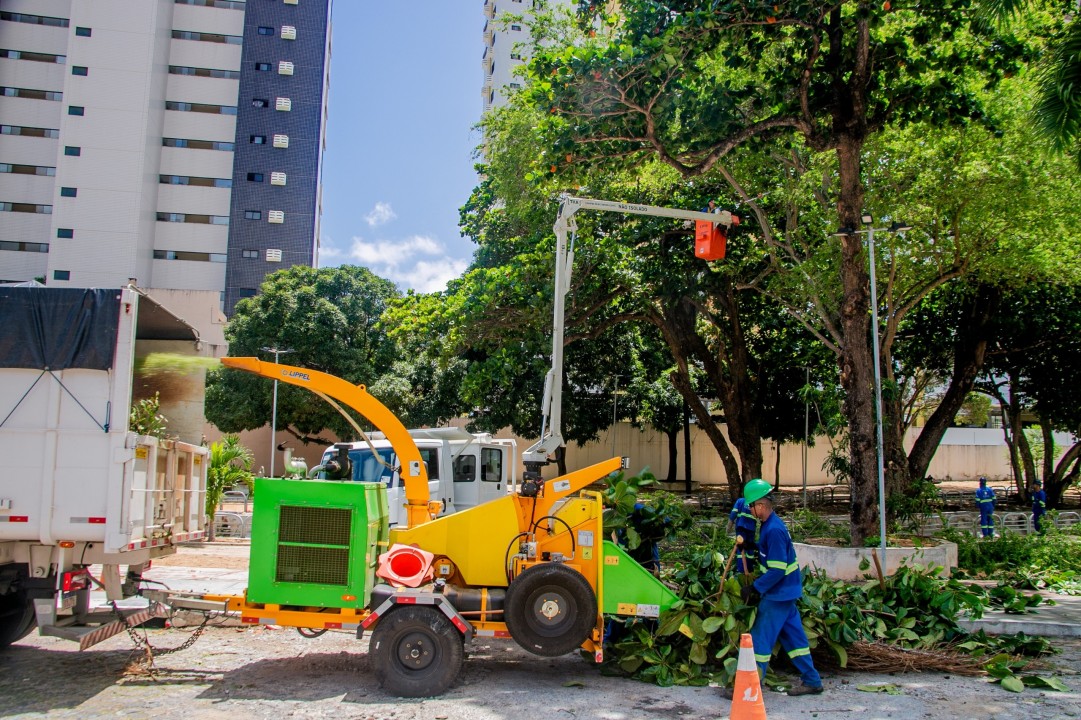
[521,195,738,475]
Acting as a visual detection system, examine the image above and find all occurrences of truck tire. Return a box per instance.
[504,562,596,657]
[0,592,36,648]
[370,606,463,697]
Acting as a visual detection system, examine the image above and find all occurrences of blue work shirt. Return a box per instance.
[729,498,757,532]
[752,512,803,602]
[1033,489,1047,515]
[975,486,995,510]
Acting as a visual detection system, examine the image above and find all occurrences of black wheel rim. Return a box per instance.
[394,629,438,671]
[526,586,577,636]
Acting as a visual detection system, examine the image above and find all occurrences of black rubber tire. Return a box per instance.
[0,592,36,649]
[504,563,597,657]
[370,606,464,697]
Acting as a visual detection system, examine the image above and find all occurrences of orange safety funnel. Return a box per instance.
[376,544,435,587]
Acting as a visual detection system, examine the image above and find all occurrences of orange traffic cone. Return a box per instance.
[730,632,767,720]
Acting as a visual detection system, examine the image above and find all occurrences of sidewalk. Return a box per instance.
[960,592,1081,637]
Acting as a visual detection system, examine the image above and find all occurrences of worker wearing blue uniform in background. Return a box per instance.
[728,494,758,571]
[1032,480,1048,532]
[975,477,996,538]
[721,479,823,699]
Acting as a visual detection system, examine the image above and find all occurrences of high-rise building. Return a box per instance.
[0,0,331,315]
[481,0,573,112]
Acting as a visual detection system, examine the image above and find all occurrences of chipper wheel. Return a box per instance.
[504,562,597,657]
[370,605,464,697]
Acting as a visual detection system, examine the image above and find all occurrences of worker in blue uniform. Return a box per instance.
[1032,480,1047,533]
[721,479,823,699]
[728,493,758,572]
[975,477,996,538]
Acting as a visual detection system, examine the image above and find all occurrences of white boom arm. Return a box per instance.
[522,195,738,467]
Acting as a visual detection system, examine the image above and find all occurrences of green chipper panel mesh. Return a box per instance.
[247,479,388,608]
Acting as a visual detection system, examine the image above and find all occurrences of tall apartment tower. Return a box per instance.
[481,0,574,112]
[0,0,331,316]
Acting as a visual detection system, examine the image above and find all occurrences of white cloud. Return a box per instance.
[364,201,397,228]
[346,234,468,293]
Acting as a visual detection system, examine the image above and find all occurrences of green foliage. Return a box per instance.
[205,435,254,519]
[887,475,944,531]
[947,523,1081,594]
[601,470,693,553]
[205,265,404,441]
[785,508,848,544]
[130,392,167,439]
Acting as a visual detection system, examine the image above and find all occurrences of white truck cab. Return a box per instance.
[314,428,516,526]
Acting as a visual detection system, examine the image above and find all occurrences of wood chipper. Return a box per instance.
[157,357,678,697]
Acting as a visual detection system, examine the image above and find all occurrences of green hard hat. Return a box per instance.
[744,478,773,504]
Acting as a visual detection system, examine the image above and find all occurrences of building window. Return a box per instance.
[163,137,234,151]
[511,24,522,30]
[266,248,282,262]
[155,212,229,225]
[0,202,52,214]
[267,210,284,224]
[174,0,246,8]
[159,175,232,188]
[238,288,257,298]
[244,210,262,220]
[275,97,292,111]
[272,134,289,148]
[257,26,274,35]
[0,163,56,176]
[241,249,258,258]
[169,65,240,79]
[252,98,268,108]
[281,26,296,40]
[53,270,70,281]
[75,27,91,37]
[509,82,521,89]
[277,61,294,75]
[153,249,227,262]
[250,135,266,144]
[255,62,272,71]
[171,30,243,45]
[246,172,264,182]
[284,0,299,5]
[1,87,63,101]
[64,146,81,156]
[68,105,84,116]
[60,187,77,197]
[165,101,238,115]
[57,228,74,238]
[0,241,48,253]
[510,53,522,60]
[2,125,59,138]
[270,171,286,185]
[0,49,67,64]
[72,65,88,76]
[0,12,69,28]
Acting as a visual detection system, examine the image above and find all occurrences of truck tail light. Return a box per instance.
[62,569,90,592]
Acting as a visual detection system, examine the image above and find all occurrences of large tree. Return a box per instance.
[205,265,401,444]
[517,0,1051,542]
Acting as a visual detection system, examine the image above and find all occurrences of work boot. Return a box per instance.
[718,686,734,700]
[787,683,824,696]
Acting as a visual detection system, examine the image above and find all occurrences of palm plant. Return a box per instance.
[206,435,254,521]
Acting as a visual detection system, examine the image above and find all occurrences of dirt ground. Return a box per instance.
[5,545,1079,719]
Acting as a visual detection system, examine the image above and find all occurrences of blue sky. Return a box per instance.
[317,3,484,293]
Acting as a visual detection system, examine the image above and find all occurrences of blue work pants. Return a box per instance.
[979,508,994,537]
[750,598,822,688]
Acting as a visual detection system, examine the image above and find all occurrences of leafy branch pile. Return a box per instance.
[947,523,1081,596]
[600,477,1061,692]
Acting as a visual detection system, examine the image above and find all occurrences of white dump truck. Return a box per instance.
[314,428,517,526]
[0,286,210,649]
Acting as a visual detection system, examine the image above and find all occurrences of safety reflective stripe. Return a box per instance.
[977,498,994,504]
[766,560,800,574]
[755,652,772,663]
[788,647,811,658]
[738,512,756,521]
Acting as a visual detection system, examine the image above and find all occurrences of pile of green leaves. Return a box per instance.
[947,523,1081,595]
[600,481,1059,689]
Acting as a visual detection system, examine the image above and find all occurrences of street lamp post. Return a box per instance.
[261,346,293,477]
[836,218,910,561]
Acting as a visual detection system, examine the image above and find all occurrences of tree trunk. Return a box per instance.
[670,368,742,498]
[1049,441,1081,508]
[666,428,678,485]
[683,402,693,495]
[1041,421,1054,488]
[774,441,781,490]
[907,286,1000,482]
[834,135,877,546]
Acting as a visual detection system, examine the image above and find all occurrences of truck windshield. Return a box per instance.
[319,448,396,486]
